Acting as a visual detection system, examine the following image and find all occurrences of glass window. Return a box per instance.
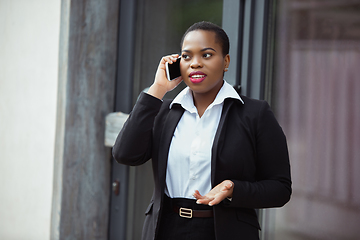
[133,0,223,101]
[124,1,223,239]
[271,1,360,239]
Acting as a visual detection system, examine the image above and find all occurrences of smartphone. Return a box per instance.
[165,57,181,81]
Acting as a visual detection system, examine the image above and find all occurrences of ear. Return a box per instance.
[224,54,230,71]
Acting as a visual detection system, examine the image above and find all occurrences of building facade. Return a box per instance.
[0,0,359,239]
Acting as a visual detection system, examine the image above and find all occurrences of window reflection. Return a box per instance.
[133,0,223,101]
[272,1,360,239]
[127,1,223,239]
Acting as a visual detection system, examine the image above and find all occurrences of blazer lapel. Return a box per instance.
[211,99,235,185]
[158,104,184,192]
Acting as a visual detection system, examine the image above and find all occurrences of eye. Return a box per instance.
[203,53,212,58]
[181,54,190,60]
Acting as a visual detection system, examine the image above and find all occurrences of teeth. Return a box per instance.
[191,75,205,78]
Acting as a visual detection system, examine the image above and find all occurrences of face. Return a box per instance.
[180,30,230,95]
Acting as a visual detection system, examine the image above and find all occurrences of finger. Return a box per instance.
[173,75,183,82]
[194,191,215,205]
[162,54,179,64]
[221,181,233,191]
[221,185,231,192]
[208,192,227,206]
[171,76,183,86]
[196,197,213,205]
[161,56,173,64]
[170,53,180,60]
[194,190,213,200]
[193,190,203,199]
[208,198,221,206]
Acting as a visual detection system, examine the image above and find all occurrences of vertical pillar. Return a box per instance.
[51,0,120,239]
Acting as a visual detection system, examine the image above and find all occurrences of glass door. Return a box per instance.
[110,1,224,239]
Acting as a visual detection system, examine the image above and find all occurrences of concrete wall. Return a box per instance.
[51,0,118,238]
[0,0,61,239]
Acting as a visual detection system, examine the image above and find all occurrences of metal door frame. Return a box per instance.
[108,0,137,239]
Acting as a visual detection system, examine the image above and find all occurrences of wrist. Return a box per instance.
[147,83,167,100]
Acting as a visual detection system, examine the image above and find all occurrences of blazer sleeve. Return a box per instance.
[227,101,292,209]
[112,92,163,166]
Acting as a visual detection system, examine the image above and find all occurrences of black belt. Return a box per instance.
[173,205,214,218]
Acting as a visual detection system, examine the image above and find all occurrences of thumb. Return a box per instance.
[223,181,233,191]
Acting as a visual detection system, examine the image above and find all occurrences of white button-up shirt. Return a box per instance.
[165,80,244,199]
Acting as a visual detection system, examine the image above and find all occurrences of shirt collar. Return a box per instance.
[170,80,244,111]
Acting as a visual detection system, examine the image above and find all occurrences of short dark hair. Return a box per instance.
[180,21,230,56]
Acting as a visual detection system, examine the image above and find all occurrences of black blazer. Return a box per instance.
[113,92,291,240]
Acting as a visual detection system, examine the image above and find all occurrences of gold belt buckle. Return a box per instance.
[179,207,193,218]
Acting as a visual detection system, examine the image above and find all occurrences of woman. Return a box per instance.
[113,21,291,240]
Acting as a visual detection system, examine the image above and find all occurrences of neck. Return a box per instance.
[192,81,223,117]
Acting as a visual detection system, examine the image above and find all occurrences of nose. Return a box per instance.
[190,56,203,68]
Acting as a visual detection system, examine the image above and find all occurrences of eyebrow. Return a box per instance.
[182,47,217,53]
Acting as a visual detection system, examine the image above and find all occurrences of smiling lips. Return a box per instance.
[189,71,207,84]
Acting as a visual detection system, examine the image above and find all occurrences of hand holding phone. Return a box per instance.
[165,57,181,81]
[148,55,182,99]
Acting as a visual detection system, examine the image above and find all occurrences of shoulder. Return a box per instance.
[240,95,268,108]
[227,95,270,117]
[153,98,184,123]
